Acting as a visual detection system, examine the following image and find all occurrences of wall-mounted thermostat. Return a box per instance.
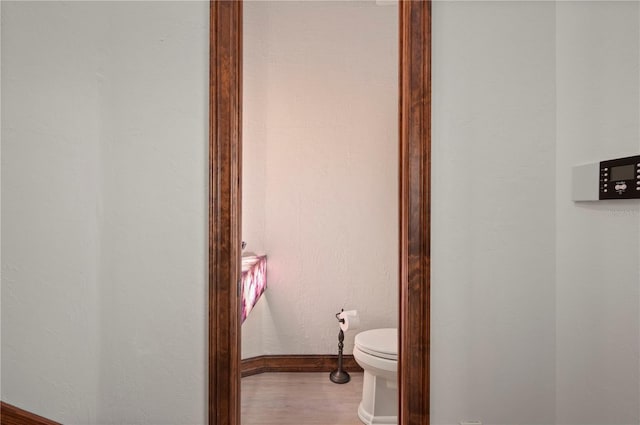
[572,155,640,201]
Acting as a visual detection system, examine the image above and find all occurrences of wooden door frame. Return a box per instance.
[209,1,431,424]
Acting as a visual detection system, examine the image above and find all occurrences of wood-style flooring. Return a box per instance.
[241,372,364,425]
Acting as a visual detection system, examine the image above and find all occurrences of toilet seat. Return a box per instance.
[354,328,397,361]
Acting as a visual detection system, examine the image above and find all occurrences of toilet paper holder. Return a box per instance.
[329,309,351,384]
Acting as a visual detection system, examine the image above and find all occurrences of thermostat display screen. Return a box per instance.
[610,164,634,181]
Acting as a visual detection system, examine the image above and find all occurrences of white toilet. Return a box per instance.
[352,328,398,425]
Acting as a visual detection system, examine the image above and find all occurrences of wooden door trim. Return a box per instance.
[209,1,242,424]
[209,1,431,423]
[399,1,431,424]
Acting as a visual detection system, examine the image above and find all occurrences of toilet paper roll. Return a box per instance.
[338,310,360,332]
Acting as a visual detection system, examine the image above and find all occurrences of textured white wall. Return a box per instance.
[241,1,398,358]
[431,1,557,424]
[555,2,640,424]
[1,2,208,424]
[432,1,640,424]
[1,3,103,421]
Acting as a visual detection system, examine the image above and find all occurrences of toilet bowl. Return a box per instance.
[353,328,397,425]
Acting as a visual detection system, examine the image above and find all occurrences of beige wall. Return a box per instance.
[241,0,399,359]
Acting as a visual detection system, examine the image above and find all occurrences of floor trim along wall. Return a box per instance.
[0,402,61,425]
[241,355,363,378]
